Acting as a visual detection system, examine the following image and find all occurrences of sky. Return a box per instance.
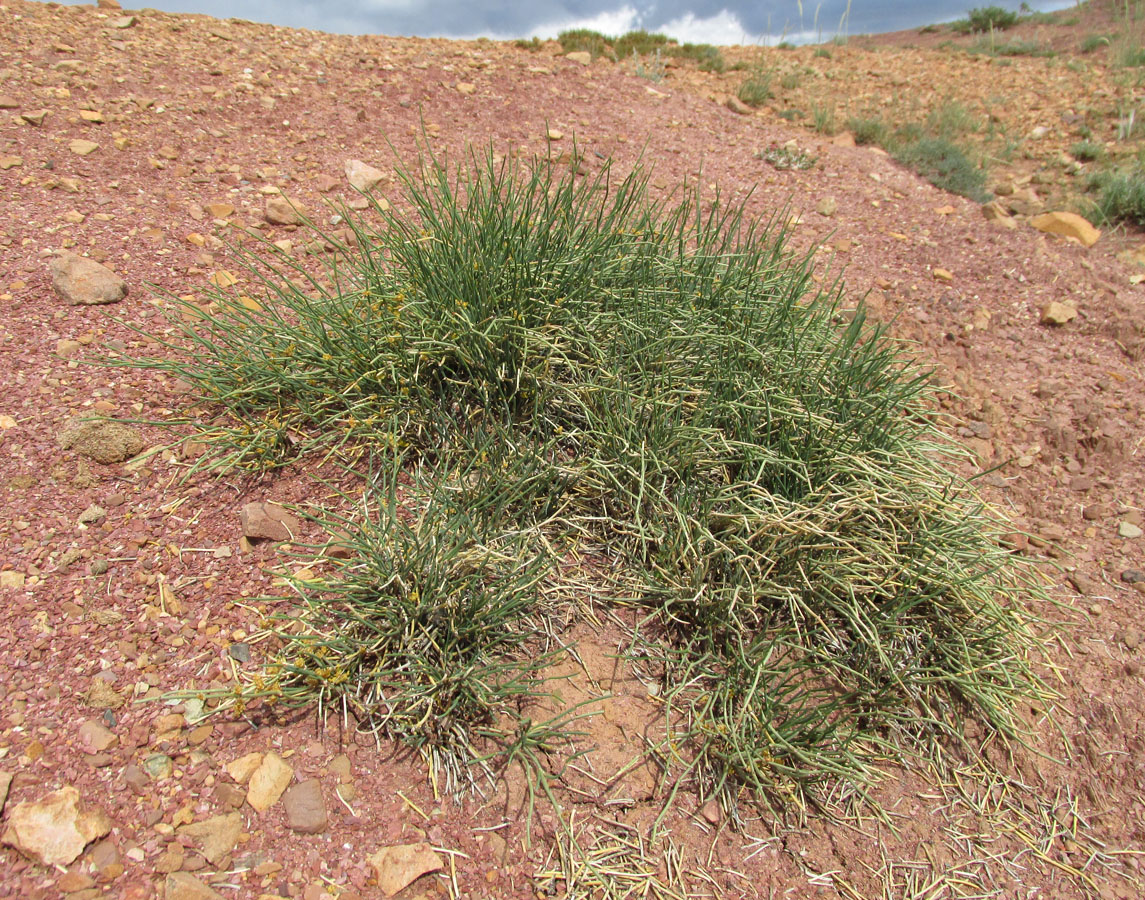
[62,0,1080,45]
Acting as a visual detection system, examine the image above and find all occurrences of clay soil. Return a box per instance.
[0,1,1143,899]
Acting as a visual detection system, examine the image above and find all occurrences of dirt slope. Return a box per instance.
[0,1,1143,898]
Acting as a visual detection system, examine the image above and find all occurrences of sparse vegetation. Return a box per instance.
[514,36,543,51]
[137,145,1047,825]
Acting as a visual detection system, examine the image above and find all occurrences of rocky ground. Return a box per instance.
[0,1,1143,899]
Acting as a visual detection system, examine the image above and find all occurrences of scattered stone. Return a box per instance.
[50,252,128,305]
[1120,521,1143,539]
[816,197,837,217]
[1121,569,1145,584]
[565,51,591,65]
[246,752,293,812]
[345,159,386,193]
[240,501,300,542]
[1121,628,1143,651]
[981,200,1018,229]
[57,870,95,892]
[122,765,148,794]
[0,771,11,813]
[699,799,721,825]
[163,873,223,900]
[725,96,752,115]
[69,139,100,156]
[265,197,304,226]
[84,678,124,710]
[226,752,264,784]
[205,202,235,219]
[933,268,953,283]
[0,95,19,109]
[1,786,112,867]
[1030,211,1100,248]
[0,155,21,170]
[546,128,563,141]
[78,720,117,754]
[366,843,444,897]
[329,754,353,784]
[21,109,48,126]
[110,15,136,28]
[78,504,107,526]
[179,813,242,865]
[1,571,26,590]
[831,131,856,147]
[1040,301,1077,326]
[227,642,251,663]
[59,417,144,464]
[79,110,105,123]
[282,780,327,834]
[142,754,174,779]
[456,82,476,95]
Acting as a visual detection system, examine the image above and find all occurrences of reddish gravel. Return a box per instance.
[0,2,1143,899]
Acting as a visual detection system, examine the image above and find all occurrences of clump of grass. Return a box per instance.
[558,28,610,58]
[1088,166,1145,225]
[137,145,1050,819]
[814,47,832,59]
[970,37,1056,57]
[1070,140,1104,162]
[812,102,838,135]
[667,42,726,72]
[514,36,543,51]
[1080,33,1111,53]
[894,137,990,201]
[780,69,802,90]
[846,115,890,146]
[737,66,773,107]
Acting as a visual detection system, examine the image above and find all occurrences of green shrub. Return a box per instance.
[1089,167,1145,224]
[613,29,670,58]
[894,136,990,201]
[558,28,610,58]
[780,70,802,90]
[963,6,1020,32]
[514,36,543,51]
[814,47,832,59]
[135,145,1047,818]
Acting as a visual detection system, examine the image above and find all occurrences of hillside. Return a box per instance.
[0,1,1143,899]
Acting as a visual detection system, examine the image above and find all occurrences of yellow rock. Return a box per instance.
[69,139,99,156]
[933,268,954,283]
[1040,301,1077,326]
[1030,211,1100,248]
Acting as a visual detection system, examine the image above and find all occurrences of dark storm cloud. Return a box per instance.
[61,0,1077,41]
